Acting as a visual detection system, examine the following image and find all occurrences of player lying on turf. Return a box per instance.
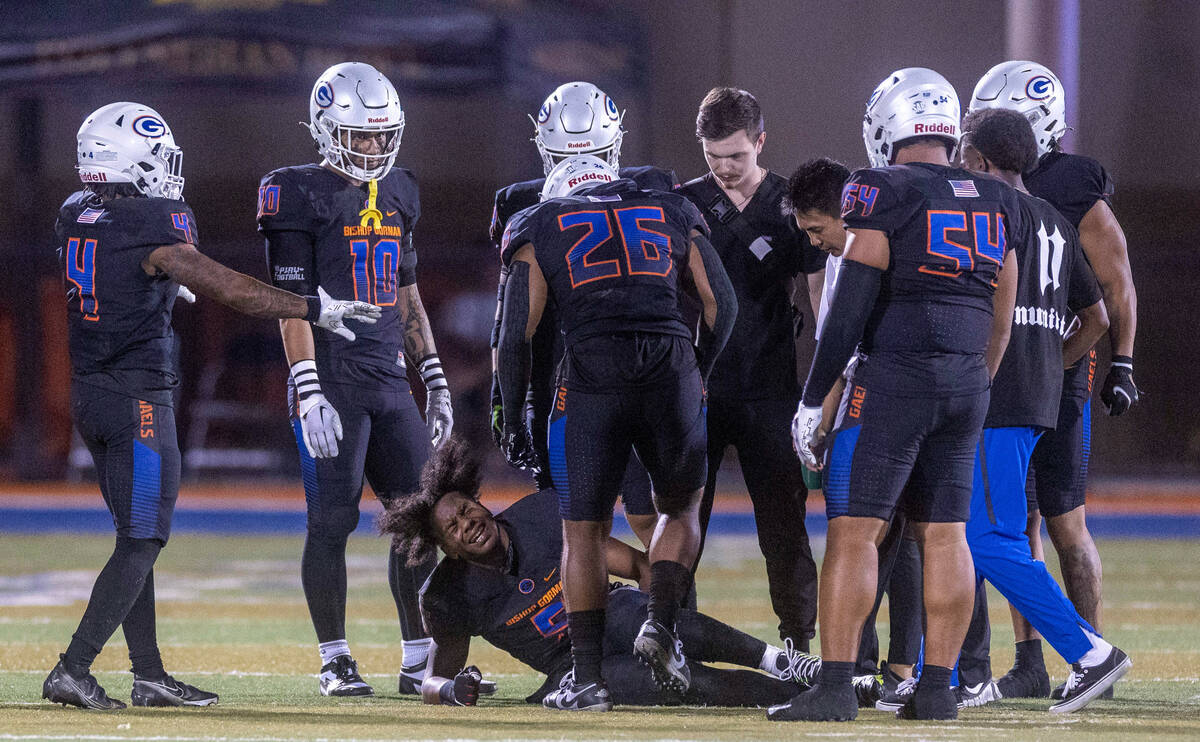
[378,436,825,708]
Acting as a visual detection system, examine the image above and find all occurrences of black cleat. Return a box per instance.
[874,667,916,711]
[773,638,821,687]
[1051,679,1113,700]
[852,674,883,708]
[1049,646,1130,714]
[997,663,1051,698]
[633,619,690,694]
[42,657,125,710]
[541,670,612,712]
[319,655,373,697]
[131,675,218,707]
[767,682,858,721]
[896,684,958,720]
[955,678,1000,709]
[398,660,496,696]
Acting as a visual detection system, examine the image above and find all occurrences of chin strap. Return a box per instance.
[359,179,383,228]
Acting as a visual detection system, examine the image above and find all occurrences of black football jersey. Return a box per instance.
[489,165,678,246]
[501,178,706,348]
[840,163,1024,397]
[1024,152,1114,229]
[986,192,1102,429]
[259,164,419,388]
[56,192,198,405]
[677,171,828,400]
[420,489,572,676]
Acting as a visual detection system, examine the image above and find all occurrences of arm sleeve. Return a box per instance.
[264,230,316,295]
[840,168,919,236]
[1066,233,1103,312]
[397,232,418,288]
[692,232,737,381]
[800,259,884,407]
[498,260,532,426]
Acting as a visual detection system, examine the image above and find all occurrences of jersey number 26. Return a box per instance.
[558,206,674,289]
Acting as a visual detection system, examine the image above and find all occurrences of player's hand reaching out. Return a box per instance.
[298,393,343,458]
[450,666,483,706]
[791,404,824,470]
[313,285,382,341]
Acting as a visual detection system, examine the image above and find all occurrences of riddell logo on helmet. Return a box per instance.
[80,171,107,182]
[567,141,594,149]
[368,117,389,123]
[567,172,613,188]
[914,122,956,135]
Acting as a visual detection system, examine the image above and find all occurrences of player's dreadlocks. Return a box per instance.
[962,107,1039,174]
[378,435,483,567]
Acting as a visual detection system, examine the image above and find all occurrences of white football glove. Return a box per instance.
[426,388,454,448]
[791,404,824,470]
[314,285,382,341]
[176,285,196,303]
[297,393,343,459]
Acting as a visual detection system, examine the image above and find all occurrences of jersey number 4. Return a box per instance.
[922,210,1006,279]
[349,238,400,306]
[559,206,673,289]
[65,237,99,321]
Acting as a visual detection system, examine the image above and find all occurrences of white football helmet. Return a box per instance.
[532,82,624,175]
[307,62,404,181]
[76,102,184,200]
[540,155,619,200]
[862,67,961,168]
[970,61,1067,157]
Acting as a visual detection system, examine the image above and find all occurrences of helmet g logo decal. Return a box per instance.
[315,82,334,108]
[536,101,551,124]
[131,115,166,138]
[1026,75,1054,100]
[604,95,619,121]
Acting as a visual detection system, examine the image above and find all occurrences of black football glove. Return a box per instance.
[439,665,483,706]
[1100,355,1139,416]
[489,373,504,448]
[501,424,540,472]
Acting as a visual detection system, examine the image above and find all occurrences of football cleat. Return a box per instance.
[319,655,373,697]
[874,668,916,711]
[997,663,1051,698]
[1049,647,1131,714]
[773,638,821,686]
[633,618,690,694]
[955,678,1000,709]
[852,673,883,708]
[42,657,126,710]
[1051,679,1114,700]
[541,670,613,712]
[131,674,218,707]
[896,685,958,720]
[767,682,858,722]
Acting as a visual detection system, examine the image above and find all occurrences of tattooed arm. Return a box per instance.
[399,282,453,446]
[399,283,439,362]
[145,242,312,319]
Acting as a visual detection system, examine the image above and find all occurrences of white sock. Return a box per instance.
[760,644,785,676]
[1078,629,1113,668]
[319,639,351,666]
[402,638,434,669]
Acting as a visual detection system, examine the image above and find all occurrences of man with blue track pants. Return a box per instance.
[957,108,1130,714]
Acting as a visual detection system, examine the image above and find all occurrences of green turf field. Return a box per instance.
[1,532,1197,741]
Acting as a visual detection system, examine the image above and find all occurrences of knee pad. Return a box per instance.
[306,504,361,540]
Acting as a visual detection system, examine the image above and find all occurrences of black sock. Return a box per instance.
[64,537,161,676]
[567,610,605,685]
[1014,638,1045,669]
[301,530,349,643]
[675,609,766,668]
[816,660,854,688]
[123,571,166,680]
[648,560,692,630]
[917,663,953,692]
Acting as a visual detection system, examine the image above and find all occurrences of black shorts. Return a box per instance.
[824,383,989,523]
[548,334,706,522]
[289,377,429,523]
[1027,349,1095,517]
[72,382,180,543]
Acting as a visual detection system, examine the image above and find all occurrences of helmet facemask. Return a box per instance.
[313,112,404,182]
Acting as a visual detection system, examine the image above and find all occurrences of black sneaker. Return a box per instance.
[318,655,373,697]
[997,664,1051,698]
[874,668,916,711]
[852,674,883,708]
[541,670,612,712]
[398,660,497,696]
[955,678,1000,709]
[767,682,858,722]
[633,618,690,694]
[1049,647,1131,714]
[131,675,218,707]
[1051,679,1113,700]
[896,684,958,720]
[773,638,821,687]
[42,657,126,710]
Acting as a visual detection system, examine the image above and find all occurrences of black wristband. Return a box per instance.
[1110,354,1133,369]
[303,295,322,323]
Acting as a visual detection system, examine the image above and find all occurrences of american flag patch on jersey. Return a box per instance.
[948,180,979,198]
[77,208,105,224]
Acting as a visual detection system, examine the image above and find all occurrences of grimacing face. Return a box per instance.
[794,208,846,256]
[431,492,503,562]
[701,129,764,191]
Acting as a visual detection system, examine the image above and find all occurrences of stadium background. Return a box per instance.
[0,0,1196,491]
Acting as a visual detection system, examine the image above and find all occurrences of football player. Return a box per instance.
[378,436,825,708]
[258,62,455,697]
[44,102,379,710]
[677,89,826,655]
[969,61,1138,700]
[778,68,1021,722]
[953,107,1130,713]
[488,82,678,548]
[496,155,736,711]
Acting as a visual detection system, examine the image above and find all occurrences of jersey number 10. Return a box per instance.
[348,238,400,306]
[558,206,674,289]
